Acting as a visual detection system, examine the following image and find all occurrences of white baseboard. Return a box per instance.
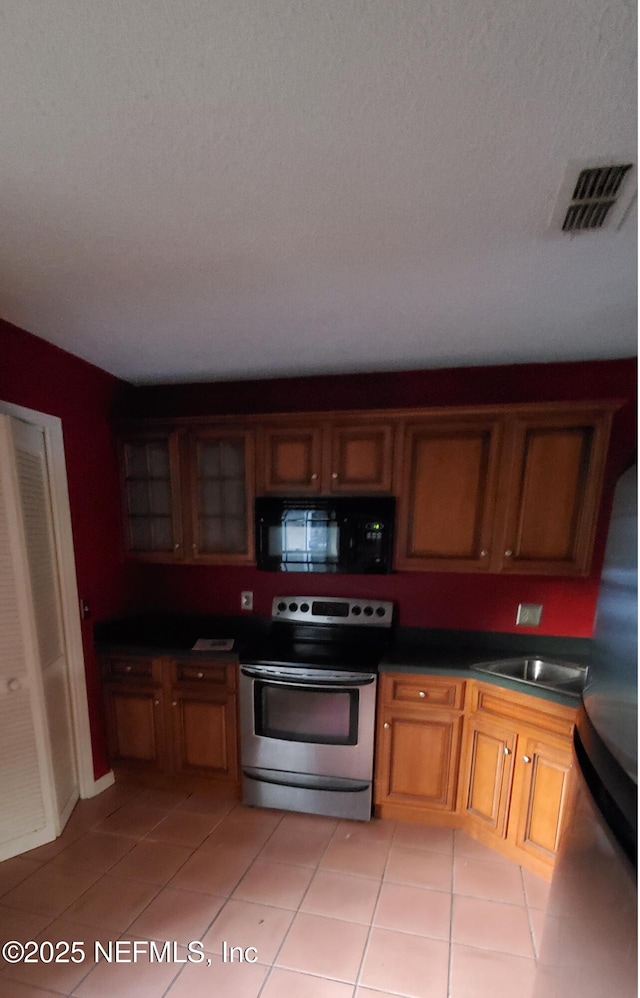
[81,769,115,799]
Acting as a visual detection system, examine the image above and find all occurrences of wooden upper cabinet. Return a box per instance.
[118,400,614,574]
[395,418,503,571]
[185,428,255,563]
[495,407,612,575]
[258,419,395,494]
[394,404,613,575]
[119,431,184,561]
[118,426,254,564]
[327,423,394,493]
[259,425,323,494]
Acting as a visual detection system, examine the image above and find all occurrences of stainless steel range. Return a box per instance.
[239,595,394,821]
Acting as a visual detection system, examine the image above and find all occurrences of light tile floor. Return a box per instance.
[0,782,551,997]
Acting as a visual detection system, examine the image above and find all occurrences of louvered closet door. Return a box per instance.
[11,418,78,826]
[0,419,56,857]
[0,417,78,859]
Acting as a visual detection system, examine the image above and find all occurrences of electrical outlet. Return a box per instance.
[516,603,543,626]
[240,591,253,611]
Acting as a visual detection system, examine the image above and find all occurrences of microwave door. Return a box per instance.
[275,508,340,572]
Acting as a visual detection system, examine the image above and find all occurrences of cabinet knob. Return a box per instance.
[480,549,488,557]
[504,549,513,557]
[197,671,204,679]
[173,543,181,551]
[192,543,197,551]
[522,755,532,764]
[310,473,318,480]
[153,699,160,706]
[125,665,132,672]
[503,747,511,756]
[172,700,178,707]
[383,722,390,729]
[418,691,426,698]
[331,472,339,479]
[7,678,21,693]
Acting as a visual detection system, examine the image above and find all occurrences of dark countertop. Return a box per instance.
[381,652,583,706]
[383,628,590,706]
[93,612,268,660]
[94,615,590,706]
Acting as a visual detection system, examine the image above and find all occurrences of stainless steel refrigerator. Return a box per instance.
[534,464,637,997]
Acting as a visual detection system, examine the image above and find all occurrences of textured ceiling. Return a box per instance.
[0,1,636,385]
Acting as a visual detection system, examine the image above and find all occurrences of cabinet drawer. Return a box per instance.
[102,657,155,681]
[383,674,465,710]
[173,660,236,689]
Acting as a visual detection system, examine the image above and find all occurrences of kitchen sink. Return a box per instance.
[474,657,587,696]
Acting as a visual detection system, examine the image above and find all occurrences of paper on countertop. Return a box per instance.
[191,638,235,652]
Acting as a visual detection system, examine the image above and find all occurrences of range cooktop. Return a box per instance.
[240,595,394,673]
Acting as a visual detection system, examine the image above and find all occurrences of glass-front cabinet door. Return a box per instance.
[187,428,255,563]
[119,432,184,560]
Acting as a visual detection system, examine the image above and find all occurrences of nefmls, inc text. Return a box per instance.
[95,940,204,963]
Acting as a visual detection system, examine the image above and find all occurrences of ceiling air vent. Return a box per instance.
[551,160,636,233]
[563,164,633,231]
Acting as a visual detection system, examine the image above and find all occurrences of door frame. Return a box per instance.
[0,399,114,799]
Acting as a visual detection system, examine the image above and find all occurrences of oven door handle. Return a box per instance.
[240,666,375,688]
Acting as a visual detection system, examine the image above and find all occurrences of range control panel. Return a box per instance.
[272,596,394,628]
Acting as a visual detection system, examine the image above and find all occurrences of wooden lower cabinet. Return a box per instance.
[460,682,576,878]
[170,689,238,782]
[101,654,239,789]
[375,674,465,823]
[460,715,516,838]
[375,674,576,878]
[377,710,463,818]
[103,685,166,772]
[511,734,574,865]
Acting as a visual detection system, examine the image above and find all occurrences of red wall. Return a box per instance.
[1,319,128,778]
[116,357,637,418]
[121,357,637,639]
[127,562,601,636]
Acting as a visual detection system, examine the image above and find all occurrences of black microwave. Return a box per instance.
[255,496,395,573]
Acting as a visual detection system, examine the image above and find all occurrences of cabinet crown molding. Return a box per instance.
[112,397,623,430]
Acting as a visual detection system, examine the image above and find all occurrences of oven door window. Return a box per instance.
[255,681,358,745]
[267,508,340,571]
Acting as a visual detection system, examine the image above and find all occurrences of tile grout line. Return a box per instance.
[56,785,176,996]
[254,814,344,997]
[352,823,400,994]
[520,864,542,965]
[1,793,549,996]
[0,793,131,992]
[252,816,396,995]
[157,803,288,997]
[447,835,458,998]
[64,791,250,997]
[0,785,156,997]
[35,787,238,996]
